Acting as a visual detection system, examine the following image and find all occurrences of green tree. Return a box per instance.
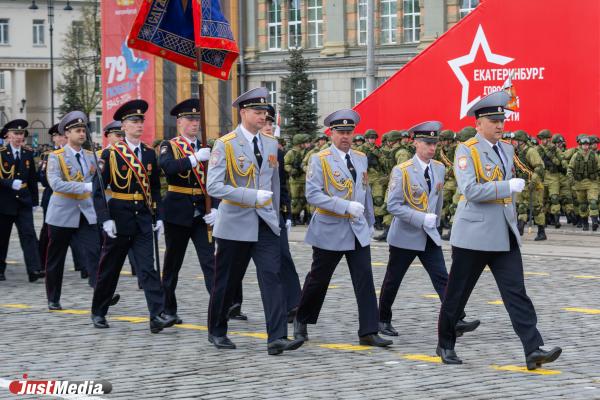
[56,0,101,119]
[280,48,319,140]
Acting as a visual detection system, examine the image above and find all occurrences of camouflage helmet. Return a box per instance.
[302,134,313,144]
[364,129,378,139]
[537,129,552,139]
[439,130,455,141]
[316,133,328,141]
[292,134,304,146]
[511,130,529,142]
[577,134,590,144]
[381,133,389,143]
[399,130,410,138]
[530,137,538,145]
[457,128,476,142]
[386,130,402,142]
[589,135,598,144]
[551,133,565,144]
[461,126,477,136]
[353,134,365,143]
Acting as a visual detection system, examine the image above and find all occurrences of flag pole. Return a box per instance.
[195,47,213,242]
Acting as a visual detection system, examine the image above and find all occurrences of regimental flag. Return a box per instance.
[502,76,519,112]
[128,0,239,80]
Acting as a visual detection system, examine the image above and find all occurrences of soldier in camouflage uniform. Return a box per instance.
[374,131,402,241]
[567,135,599,231]
[551,134,576,224]
[435,130,457,233]
[359,129,386,229]
[352,135,365,151]
[284,134,307,225]
[510,130,547,240]
[536,129,563,228]
[394,131,415,165]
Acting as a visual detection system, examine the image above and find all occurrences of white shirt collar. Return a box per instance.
[180,134,198,148]
[9,144,21,154]
[482,136,507,163]
[125,137,141,154]
[65,144,84,157]
[331,144,351,161]
[415,155,431,172]
[239,124,260,146]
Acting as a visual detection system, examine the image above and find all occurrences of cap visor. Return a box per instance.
[484,114,506,121]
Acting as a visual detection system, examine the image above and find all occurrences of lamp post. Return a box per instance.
[29,0,72,126]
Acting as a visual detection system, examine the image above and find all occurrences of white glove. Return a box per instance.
[346,201,365,218]
[194,148,211,162]
[509,178,526,193]
[103,220,117,238]
[285,219,292,234]
[256,190,273,205]
[370,225,376,238]
[424,213,437,229]
[203,208,218,226]
[11,179,22,191]
[153,220,164,235]
[83,182,93,193]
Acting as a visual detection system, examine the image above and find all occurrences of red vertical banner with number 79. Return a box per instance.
[101,0,156,146]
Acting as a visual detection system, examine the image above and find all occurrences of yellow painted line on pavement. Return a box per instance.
[491,365,561,375]
[488,300,504,305]
[573,275,600,280]
[376,289,381,295]
[50,309,90,315]
[372,262,386,267]
[562,307,600,315]
[175,323,208,331]
[5,260,19,265]
[328,285,339,289]
[195,275,205,280]
[402,354,441,364]
[422,294,439,299]
[524,272,550,276]
[230,331,269,340]
[120,271,132,276]
[317,343,371,351]
[113,316,148,323]
[0,304,32,309]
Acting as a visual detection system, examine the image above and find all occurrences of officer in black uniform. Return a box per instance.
[91,99,176,333]
[159,98,218,324]
[0,119,44,282]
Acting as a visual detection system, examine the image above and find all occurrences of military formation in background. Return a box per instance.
[0,85,596,369]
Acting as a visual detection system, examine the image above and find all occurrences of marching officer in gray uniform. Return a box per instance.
[44,111,105,310]
[0,119,44,282]
[437,91,561,370]
[293,109,392,348]
[379,121,480,337]
[206,87,304,355]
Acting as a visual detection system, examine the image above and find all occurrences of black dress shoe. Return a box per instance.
[208,334,236,349]
[227,304,248,321]
[293,318,308,341]
[80,269,89,279]
[359,333,392,347]
[28,270,45,283]
[0,272,5,281]
[91,315,109,329]
[149,313,177,333]
[267,338,304,355]
[455,319,480,337]
[378,321,399,336]
[526,347,562,370]
[436,345,462,364]
[164,314,183,324]
[109,293,120,306]
[287,307,298,324]
[48,302,62,311]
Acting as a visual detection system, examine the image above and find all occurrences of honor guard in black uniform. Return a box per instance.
[159,98,218,324]
[91,99,176,333]
[0,119,44,282]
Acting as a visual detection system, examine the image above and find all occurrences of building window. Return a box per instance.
[0,19,9,45]
[288,0,302,48]
[263,81,277,105]
[459,0,479,18]
[0,71,5,91]
[380,0,397,44]
[307,0,323,48]
[357,0,367,46]
[94,112,102,136]
[352,78,367,106]
[33,19,45,45]
[267,0,282,50]
[309,80,318,105]
[403,0,420,43]
[72,21,85,46]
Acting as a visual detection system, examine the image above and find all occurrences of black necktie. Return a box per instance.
[75,153,84,173]
[191,142,196,151]
[253,136,263,168]
[424,165,431,192]
[345,154,357,182]
[14,150,21,168]
[492,144,506,176]
[134,147,140,159]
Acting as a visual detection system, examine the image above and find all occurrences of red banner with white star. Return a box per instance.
[354,0,600,146]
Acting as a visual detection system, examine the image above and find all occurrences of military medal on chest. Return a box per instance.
[362,171,368,188]
[485,164,492,177]
[237,155,246,169]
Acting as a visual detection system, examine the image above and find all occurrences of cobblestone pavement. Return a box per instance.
[1,210,599,399]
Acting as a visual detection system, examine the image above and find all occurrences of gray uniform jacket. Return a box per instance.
[45,146,98,228]
[450,133,520,251]
[207,126,281,241]
[304,145,375,251]
[387,155,444,251]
